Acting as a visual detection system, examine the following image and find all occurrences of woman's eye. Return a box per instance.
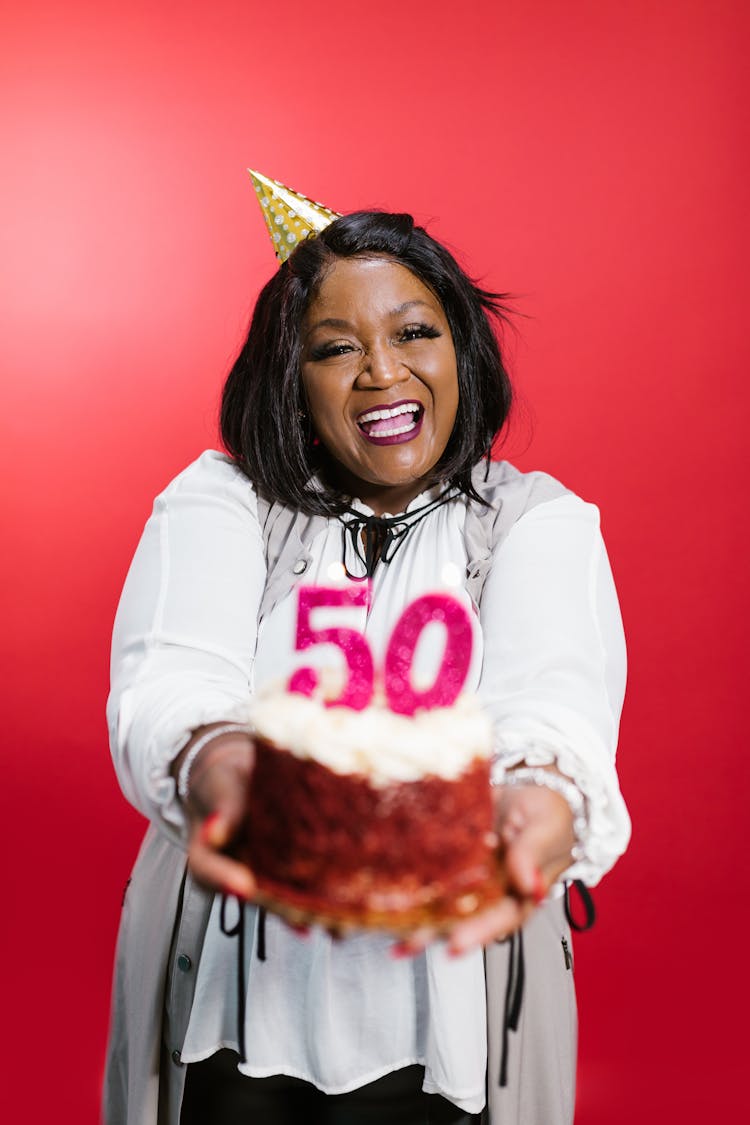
[310,342,356,360]
[399,323,441,342]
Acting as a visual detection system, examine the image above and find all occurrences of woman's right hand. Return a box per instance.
[171,727,257,900]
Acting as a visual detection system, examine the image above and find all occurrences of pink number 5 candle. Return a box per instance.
[288,584,374,710]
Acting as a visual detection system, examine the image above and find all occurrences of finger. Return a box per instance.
[391,926,436,958]
[504,831,574,902]
[199,812,232,849]
[504,837,545,899]
[447,896,531,956]
[188,837,256,900]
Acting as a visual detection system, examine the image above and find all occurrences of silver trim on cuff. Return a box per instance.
[176,723,252,803]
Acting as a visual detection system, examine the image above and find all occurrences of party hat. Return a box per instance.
[248,169,341,262]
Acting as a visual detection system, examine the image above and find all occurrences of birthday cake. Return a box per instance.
[243,689,504,935]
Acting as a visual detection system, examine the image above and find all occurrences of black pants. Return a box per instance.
[180,1050,480,1125]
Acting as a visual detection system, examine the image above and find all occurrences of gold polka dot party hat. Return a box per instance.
[248,170,341,262]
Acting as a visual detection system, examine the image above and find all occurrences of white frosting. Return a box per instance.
[249,688,492,787]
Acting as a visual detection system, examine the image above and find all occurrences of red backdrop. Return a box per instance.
[2,1,748,1119]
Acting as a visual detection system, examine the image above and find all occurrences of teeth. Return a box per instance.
[372,418,418,437]
[358,402,420,424]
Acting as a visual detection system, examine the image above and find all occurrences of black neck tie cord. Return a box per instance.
[338,487,458,580]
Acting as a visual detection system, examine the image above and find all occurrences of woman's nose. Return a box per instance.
[357,343,409,388]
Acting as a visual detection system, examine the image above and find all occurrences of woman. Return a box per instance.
[105,201,630,1125]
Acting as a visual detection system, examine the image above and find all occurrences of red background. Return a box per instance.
[2,1,748,1120]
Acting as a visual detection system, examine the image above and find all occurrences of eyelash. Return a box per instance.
[400,323,441,342]
[310,342,355,360]
[309,323,441,361]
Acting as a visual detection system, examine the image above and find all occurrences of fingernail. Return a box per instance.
[200,813,224,845]
[390,943,417,959]
[220,881,253,901]
[532,868,546,905]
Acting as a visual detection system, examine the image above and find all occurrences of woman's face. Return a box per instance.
[300,256,459,515]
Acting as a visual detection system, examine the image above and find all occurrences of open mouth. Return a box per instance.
[356,400,424,445]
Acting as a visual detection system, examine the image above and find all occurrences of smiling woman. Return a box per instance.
[220,210,513,517]
[105,197,629,1125]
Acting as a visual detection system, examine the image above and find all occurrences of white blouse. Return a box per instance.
[108,450,630,1113]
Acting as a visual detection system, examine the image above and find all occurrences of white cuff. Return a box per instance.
[491,737,631,886]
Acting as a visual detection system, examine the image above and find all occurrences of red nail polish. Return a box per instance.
[532,868,546,905]
[220,883,250,901]
[200,813,222,844]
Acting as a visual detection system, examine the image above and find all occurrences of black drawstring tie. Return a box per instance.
[564,879,596,932]
[339,488,457,580]
[499,929,525,1087]
[497,883,596,1087]
[219,895,247,1063]
[256,905,267,960]
[220,897,267,1064]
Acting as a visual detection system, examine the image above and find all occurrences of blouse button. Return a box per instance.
[177,954,192,972]
[292,559,308,575]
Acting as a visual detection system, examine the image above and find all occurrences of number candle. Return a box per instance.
[288,583,474,715]
[383,592,473,716]
[288,584,374,710]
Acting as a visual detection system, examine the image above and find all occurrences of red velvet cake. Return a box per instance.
[243,692,504,934]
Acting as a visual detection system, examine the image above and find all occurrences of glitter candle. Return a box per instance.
[384,593,473,715]
[289,585,473,716]
[288,583,374,710]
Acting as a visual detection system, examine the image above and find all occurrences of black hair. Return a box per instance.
[220,210,513,514]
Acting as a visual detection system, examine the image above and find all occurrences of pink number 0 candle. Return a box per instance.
[384,592,473,715]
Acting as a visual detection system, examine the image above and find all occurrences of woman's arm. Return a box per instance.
[478,491,630,887]
[107,450,267,846]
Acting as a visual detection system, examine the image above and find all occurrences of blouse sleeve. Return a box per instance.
[478,492,631,885]
[106,450,267,843]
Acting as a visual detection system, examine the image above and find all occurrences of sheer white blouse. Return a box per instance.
[108,450,630,1113]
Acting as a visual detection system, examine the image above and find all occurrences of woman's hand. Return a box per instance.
[393,771,577,958]
[171,727,257,900]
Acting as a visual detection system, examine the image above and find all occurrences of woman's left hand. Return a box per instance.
[393,776,577,958]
